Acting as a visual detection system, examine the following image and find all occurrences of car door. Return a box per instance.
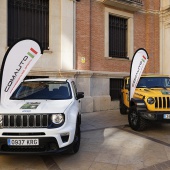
[122,77,130,108]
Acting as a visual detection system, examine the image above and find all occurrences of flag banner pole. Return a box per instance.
[0,38,43,106]
[129,48,149,101]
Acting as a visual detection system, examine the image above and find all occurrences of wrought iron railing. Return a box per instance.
[110,79,123,101]
[8,0,49,50]
[109,15,127,58]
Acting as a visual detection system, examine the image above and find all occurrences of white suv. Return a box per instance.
[0,78,84,154]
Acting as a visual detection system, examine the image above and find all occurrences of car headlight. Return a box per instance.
[0,115,3,128]
[147,97,155,104]
[52,114,64,124]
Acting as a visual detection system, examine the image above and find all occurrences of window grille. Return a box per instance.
[109,15,127,58]
[110,78,123,101]
[8,0,49,50]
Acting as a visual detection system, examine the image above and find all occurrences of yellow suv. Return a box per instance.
[120,75,170,131]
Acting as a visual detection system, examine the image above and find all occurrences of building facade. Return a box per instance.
[160,0,170,75]
[0,0,166,112]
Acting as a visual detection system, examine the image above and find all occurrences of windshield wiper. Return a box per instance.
[10,97,23,100]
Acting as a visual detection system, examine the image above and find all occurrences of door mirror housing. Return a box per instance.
[77,92,84,99]
[125,84,130,90]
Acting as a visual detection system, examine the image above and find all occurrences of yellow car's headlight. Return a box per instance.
[147,97,155,104]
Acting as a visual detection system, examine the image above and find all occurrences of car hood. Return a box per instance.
[0,99,73,114]
[135,88,170,97]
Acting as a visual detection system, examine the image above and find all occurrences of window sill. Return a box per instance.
[43,50,53,54]
[97,0,143,12]
[105,56,131,61]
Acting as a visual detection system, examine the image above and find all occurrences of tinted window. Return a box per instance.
[137,77,170,88]
[8,0,49,50]
[11,81,72,100]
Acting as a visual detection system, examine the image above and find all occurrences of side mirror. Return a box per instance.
[77,92,84,99]
[125,84,130,90]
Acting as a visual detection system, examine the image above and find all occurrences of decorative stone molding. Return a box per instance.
[160,10,170,22]
[29,70,78,78]
[104,7,134,60]
[97,0,143,12]
[92,71,129,78]
[139,9,160,15]
[161,0,170,11]
[29,70,129,79]
[75,70,93,78]
[160,1,170,74]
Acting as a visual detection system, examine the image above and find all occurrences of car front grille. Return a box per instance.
[155,97,170,109]
[2,114,51,128]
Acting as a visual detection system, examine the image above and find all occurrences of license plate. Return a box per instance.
[163,114,170,119]
[7,139,39,146]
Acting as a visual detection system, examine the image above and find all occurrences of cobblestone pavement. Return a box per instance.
[1,110,170,170]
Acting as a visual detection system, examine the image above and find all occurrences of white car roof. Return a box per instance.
[24,78,73,82]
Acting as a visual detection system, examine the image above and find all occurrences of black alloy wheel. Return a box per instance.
[128,106,147,131]
[119,98,128,115]
[70,123,80,154]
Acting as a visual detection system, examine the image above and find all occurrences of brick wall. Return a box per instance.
[134,0,160,74]
[76,0,160,74]
[76,0,91,70]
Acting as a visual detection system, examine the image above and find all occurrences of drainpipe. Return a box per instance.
[90,0,92,70]
[73,0,76,70]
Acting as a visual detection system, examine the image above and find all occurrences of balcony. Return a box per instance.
[97,0,143,12]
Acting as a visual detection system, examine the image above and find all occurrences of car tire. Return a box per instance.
[70,122,81,154]
[119,98,128,115]
[128,105,147,131]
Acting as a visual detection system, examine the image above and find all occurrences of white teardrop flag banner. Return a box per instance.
[0,39,43,106]
[129,48,149,100]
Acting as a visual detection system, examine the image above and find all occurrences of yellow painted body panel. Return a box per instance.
[122,75,170,111]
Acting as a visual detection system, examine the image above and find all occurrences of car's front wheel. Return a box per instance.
[70,122,81,154]
[128,106,147,131]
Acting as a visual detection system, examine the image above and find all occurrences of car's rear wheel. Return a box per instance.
[128,106,147,131]
[119,98,128,115]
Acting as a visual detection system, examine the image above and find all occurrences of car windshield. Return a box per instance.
[10,81,72,100]
[137,77,170,88]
